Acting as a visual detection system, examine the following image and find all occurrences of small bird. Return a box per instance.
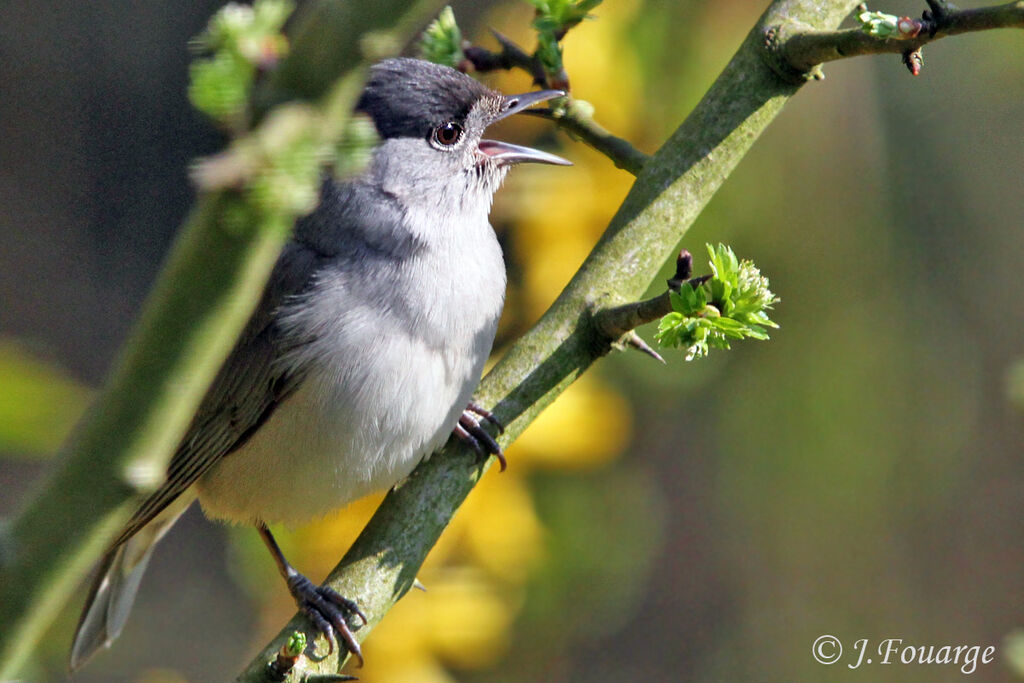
[70,57,569,670]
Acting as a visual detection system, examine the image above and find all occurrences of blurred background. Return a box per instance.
[1,0,1022,681]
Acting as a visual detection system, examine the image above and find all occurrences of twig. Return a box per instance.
[463,32,648,176]
[592,250,707,340]
[593,275,712,339]
[523,108,649,176]
[463,29,546,85]
[777,1,1024,75]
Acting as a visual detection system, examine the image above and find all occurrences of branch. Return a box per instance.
[775,1,1024,76]
[464,33,648,175]
[524,108,649,176]
[238,0,866,679]
[464,29,547,85]
[592,250,709,339]
[0,1,446,678]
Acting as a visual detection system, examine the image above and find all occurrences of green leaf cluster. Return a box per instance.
[526,0,603,82]
[245,104,329,219]
[284,631,307,658]
[527,0,603,34]
[856,10,900,38]
[655,244,779,361]
[189,0,294,128]
[333,114,380,181]
[418,6,465,69]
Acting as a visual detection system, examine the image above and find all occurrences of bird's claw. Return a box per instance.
[286,573,367,667]
[466,401,505,433]
[456,404,506,471]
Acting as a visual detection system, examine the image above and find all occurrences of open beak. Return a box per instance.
[478,89,572,167]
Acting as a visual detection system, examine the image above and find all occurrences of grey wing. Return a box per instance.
[110,241,326,548]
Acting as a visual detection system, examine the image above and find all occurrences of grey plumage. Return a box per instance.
[71,57,569,670]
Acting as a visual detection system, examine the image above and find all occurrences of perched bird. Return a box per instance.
[70,57,569,670]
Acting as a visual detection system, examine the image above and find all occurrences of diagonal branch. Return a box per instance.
[774,1,1024,76]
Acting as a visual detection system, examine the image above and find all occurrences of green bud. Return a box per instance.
[285,631,307,658]
[655,243,779,360]
[857,10,900,38]
[419,6,465,68]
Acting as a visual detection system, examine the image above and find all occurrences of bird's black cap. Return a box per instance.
[356,58,493,140]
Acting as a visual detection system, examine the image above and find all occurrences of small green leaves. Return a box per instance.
[193,103,329,228]
[419,6,465,69]
[333,114,380,181]
[524,0,602,88]
[526,0,603,34]
[535,31,564,82]
[189,0,294,129]
[857,10,900,38]
[187,0,332,226]
[246,104,329,218]
[655,244,779,361]
[857,10,923,39]
[284,631,307,658]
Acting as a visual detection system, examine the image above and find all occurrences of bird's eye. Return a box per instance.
[432,121,463,147]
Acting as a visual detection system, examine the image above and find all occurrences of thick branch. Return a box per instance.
[778,1,1024,75]
[238,1,864,679]
[0,1,444,679]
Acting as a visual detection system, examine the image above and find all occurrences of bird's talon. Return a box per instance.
[455,409,507,471]
[467,401,505,433]
[287,573,364,665]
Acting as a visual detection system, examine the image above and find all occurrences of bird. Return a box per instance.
[70,57,570,670]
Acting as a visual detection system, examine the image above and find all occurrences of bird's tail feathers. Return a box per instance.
[69,496,192,671]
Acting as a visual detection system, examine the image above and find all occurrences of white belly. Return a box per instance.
[197,226,505,526]
[197,322,487,525]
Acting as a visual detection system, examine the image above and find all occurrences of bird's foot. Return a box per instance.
[286,572,368,666]
[455,402,506,471]
[467,401,505,433]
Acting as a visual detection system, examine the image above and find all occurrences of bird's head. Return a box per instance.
[355,58,570,206]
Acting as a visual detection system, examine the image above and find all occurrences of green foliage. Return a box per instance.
[284,631,307,658]
[245,105,329,219]
[526,0,603,34]
[534,32,564,81]
[418,6,465,68]
[189,0,294,128]
[856,10,900,38]
[334,114,380,180]
[188,0,333,223]
[526,0,602,84]
[656,244,779,360]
